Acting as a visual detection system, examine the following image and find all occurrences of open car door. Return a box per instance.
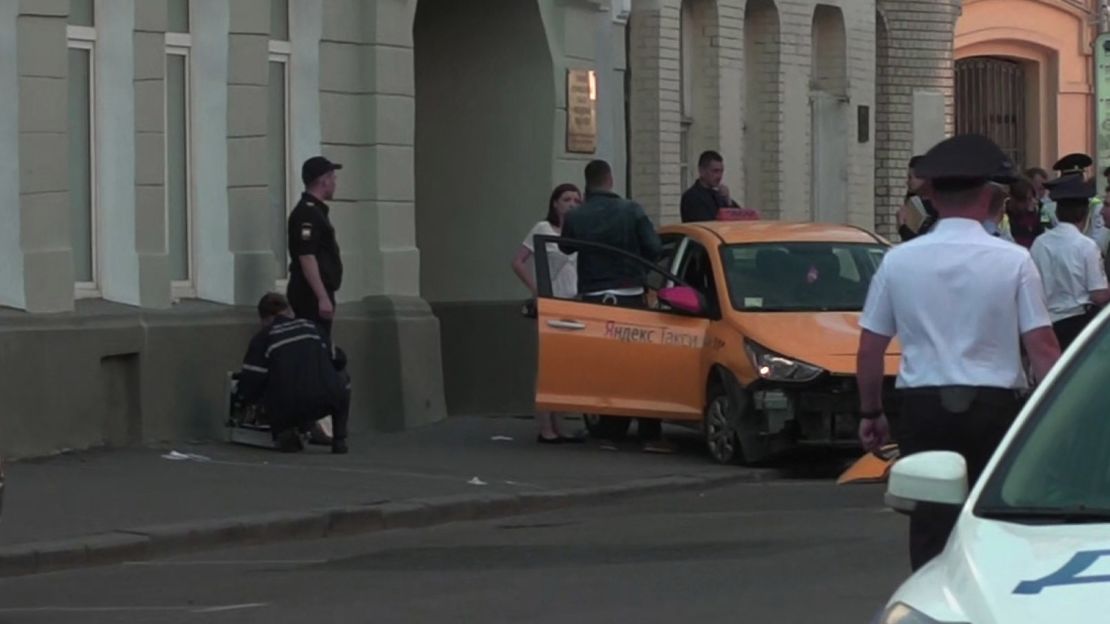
[532,235,711,422]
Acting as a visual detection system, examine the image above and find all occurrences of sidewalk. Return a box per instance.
[0,416,789,576]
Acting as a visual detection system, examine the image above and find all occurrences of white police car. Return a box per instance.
[873,309,1110,624]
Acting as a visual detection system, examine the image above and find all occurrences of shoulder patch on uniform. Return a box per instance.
[300,222,313,241]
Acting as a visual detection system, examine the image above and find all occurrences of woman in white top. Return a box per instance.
[511,184,582,444]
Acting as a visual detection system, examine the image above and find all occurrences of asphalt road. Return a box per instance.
[0,480,908,624]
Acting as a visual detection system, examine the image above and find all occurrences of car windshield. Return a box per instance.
[721,242,887,312]
[975,317,1110,519]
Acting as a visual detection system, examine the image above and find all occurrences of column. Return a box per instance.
[0,1,25,309]
[133,0,172,308]
[191,0,234,303]
[17,1,72,313]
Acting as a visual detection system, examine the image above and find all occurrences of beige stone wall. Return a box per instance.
[629,0,876,226]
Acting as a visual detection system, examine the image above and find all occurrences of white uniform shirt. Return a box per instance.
[861,218,1052,390]
[1030,222,1108,323]
[1044,198,1109,252]
[522,221,578,299]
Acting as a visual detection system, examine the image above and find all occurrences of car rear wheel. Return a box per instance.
[705,390,744,465]
[583,414,632,440]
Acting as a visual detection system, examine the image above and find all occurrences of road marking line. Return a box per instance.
[192,603,268,613]
[123,560,324,566]
[0,604,268,614]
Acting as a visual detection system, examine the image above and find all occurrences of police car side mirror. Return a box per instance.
[885,451,969,514]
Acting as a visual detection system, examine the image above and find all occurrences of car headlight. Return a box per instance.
[870,603,969,624]
[744,340,824,383]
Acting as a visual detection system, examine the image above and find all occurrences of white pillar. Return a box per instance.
[94,0,140,306]
[289,0,322,176]
[192,0,234,303]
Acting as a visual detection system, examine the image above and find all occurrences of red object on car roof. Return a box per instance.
[718,207,761,221]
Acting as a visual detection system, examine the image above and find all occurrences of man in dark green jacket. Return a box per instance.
[558,160,671,453]
[560,160,662,306]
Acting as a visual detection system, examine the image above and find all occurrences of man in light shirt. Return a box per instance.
[856,134,1061,571]
[1030,176,1110,351]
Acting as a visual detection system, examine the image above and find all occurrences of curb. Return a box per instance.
[0,467,781,578]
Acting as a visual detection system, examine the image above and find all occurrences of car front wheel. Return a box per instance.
[705,391,743,465]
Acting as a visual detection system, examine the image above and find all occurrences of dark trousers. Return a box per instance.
[1052,309,1097,352]
[583,291,659,441]
[288,280,335,344]
[895,387,1022,571]
[270,382,350,443]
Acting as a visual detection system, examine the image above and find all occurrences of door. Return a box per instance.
[533,235,711,421]
[811,91,848,224]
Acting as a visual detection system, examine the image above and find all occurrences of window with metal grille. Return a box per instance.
[955,57,1027,170]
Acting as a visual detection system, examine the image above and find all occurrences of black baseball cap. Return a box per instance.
[301,156,343,186]
[914,134,1017,191]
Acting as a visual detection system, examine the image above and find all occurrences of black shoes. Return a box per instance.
[331,439,349,455]
[276,429,304,453]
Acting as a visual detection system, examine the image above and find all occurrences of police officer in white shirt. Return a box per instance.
[856,134,1062,571]
[1030,175,1110,351]
[1042,154,1109,254]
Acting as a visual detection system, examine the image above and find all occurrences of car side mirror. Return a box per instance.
[658,286,705,315]
[885,451,968,513]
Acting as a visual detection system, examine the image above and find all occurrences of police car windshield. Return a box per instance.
[976,318,1110,522]
[721,243,887,312]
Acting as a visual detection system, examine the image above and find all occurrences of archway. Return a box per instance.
[743,0,780,217]
[810,4,848,224]
[414,0,555,416]
[414,0,554,304]
[680,0,718,190]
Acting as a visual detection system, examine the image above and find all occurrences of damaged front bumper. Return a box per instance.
[749,375,898,445]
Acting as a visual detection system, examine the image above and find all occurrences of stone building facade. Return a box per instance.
[954,0,1098,173]
[0,0,959,457]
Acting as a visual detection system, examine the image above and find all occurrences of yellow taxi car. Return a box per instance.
[532,221,901,465]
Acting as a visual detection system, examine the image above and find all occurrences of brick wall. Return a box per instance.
[627,0,960,234]
[630,0,881,227]
[874,0,961,239]
[743,0,781,217]
[689,0,721,163]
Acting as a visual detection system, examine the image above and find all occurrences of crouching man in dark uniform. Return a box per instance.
[236,293,350,454]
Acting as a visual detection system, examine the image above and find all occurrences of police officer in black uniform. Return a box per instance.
[857,134,1061,571]
[288,157,344,343]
